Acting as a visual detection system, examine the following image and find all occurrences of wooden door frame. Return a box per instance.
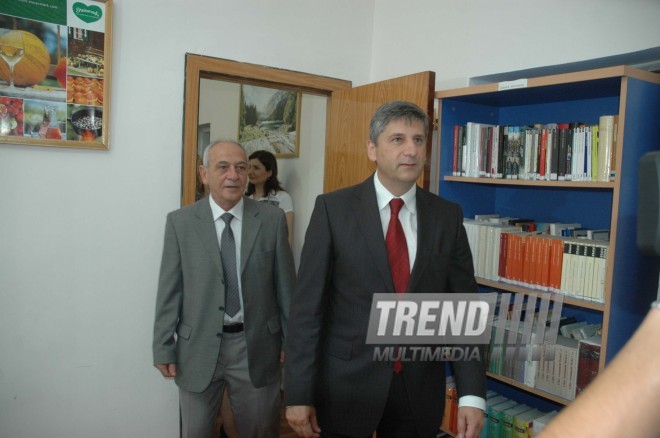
[181,54,352,206]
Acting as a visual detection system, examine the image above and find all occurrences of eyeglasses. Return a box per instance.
[213,163,249,175]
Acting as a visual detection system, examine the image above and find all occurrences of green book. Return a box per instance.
[501,404,531,438]
[481,394,507,438]
[489,400,518,438]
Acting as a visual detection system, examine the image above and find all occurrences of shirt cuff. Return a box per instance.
[458,395,486,411]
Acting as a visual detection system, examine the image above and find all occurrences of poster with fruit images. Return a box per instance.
[0,0,111,149]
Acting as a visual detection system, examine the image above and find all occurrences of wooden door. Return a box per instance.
[324,71,435,192]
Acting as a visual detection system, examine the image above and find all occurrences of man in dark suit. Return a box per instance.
[284,101,486,438]
[153,140,295,438]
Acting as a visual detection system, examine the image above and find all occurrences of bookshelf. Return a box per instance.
[435,66,660,412]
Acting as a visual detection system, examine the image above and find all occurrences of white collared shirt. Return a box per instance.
[209,196,244,324]
[373,171,417,271]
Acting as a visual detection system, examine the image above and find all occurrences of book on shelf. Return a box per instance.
[549,222,582,237]
[573,228,610,240]
[558,238,608,302]
[576,335,602,396]
[547,125,559,180]
[513,409,544,438]
[531,410,559,437]
[590,125,599,181]
[597,115,619,182]
[441,376,458,434]
[475,213,502,221]
[532,335,578,401]
[523,329,540,388]
[464,122,498,178]
[464,214,607,302]
[450,118,617,182]
[502,404,532,438]
[482,395,509,438]
[559,321,587,338]
[502,126,518,179]
[557,335,579,400]
[574,323,601,340]
[489,399,519,438]
[539,127,548,180]
[452,125,467,176]
[557,124,569,180]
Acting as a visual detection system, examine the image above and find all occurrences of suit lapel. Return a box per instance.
[409,187,435,293]
[194,198,224,277]
[354,176,396,294]
[240,198,261,276]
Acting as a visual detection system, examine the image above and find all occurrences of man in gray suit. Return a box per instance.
[284,101,486,438]
[153,140,295,438]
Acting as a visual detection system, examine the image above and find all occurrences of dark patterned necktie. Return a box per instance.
[220,213,240,317]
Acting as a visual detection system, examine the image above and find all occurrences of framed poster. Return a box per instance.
[0,0,112,150]
[239,84,301,158]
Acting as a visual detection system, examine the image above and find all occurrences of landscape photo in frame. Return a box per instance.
[238,83,300,158]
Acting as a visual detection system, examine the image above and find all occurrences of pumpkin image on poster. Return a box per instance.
[0,30,50,87]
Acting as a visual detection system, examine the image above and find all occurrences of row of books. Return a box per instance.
[451,115,618,182]
[486,313,602,402]
[484,392,558,438]
[445,387,560,438]
[464,216,609,303]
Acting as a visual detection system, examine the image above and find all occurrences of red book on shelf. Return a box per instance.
[576,336,601,396]
[539,236,552,289]
[539,128,548,179]
[548,238,564,292]
[513,232,528,284]
[522,234,535,287]
[499,232,509,280]
[507,233,522,283]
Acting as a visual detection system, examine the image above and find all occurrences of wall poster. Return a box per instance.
[0,0,112,150]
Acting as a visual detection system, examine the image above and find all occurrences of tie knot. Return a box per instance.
[221,213,234,225]
[389,198,404,216]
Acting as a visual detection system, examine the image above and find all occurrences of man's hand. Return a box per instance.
[456,406,484,438]
[155,363,177,378]
[286,405,321,438]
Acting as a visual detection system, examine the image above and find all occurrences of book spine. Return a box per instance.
[550,127,559,180]
[597,115,615,182]
[539,128,548,180]
[452,125,460,176]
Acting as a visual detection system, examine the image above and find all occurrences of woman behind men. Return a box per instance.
[246,150,294,245]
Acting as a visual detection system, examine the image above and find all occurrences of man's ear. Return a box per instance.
[367,140,377,163]
[199,165,208,185]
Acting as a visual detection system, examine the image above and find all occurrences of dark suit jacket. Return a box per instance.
[284,175,486,437]
[153,196,295,393]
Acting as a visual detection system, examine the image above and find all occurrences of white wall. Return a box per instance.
[1,0,659,437]
[0,1,373,437]
[370,0,660,90]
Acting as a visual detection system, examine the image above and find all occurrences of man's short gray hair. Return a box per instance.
[202,139,245,167]
[369,101,429,144]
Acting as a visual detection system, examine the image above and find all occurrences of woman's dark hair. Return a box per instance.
[245,150,285,196]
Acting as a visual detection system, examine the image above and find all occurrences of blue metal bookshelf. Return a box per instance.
[435,66,660,413]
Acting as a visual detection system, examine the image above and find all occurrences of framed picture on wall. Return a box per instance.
[238,83,301,158]
[0,0,112,150]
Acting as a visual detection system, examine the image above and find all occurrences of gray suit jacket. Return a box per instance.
[284,175,486,437]
[153,196,295,392]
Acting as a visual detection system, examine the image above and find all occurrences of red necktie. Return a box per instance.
[385,198,410,373]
